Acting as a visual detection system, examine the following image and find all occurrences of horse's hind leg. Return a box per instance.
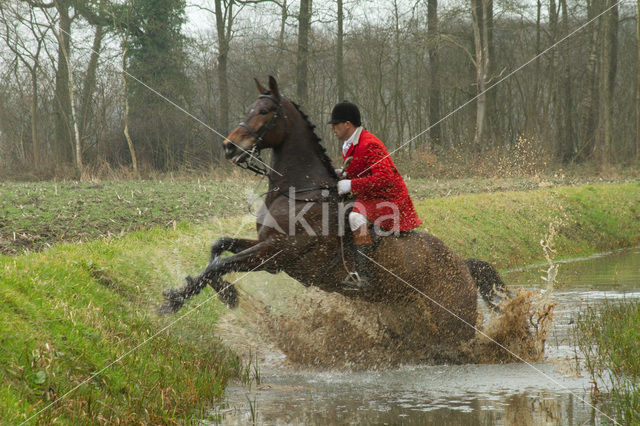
[210,237,259,261]
[465,258,513,311]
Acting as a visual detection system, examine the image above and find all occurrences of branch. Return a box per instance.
[440,34,476,66]
[22,0,55,8]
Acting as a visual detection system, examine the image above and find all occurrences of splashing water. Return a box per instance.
[216,279,555,370]
[214,248,640,424]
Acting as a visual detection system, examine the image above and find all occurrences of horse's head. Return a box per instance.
[223,76,287,165]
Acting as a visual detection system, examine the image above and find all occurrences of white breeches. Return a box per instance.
[348,211,368,231]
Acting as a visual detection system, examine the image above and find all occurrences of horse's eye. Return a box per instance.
[260,109,269,115]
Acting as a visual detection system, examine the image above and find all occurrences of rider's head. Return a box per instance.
[329,101,361,141]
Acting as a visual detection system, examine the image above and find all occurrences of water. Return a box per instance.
[214,247,640,425]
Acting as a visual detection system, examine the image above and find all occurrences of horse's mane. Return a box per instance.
[288,99,338,180]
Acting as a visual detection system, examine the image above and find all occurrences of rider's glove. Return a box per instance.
[337,179,352,195]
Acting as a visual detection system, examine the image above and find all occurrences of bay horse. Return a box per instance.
[161,76,507,348]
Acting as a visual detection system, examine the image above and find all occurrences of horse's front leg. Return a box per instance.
[160,241,282,314]
[203,240,282,279]
[209,237,259,262]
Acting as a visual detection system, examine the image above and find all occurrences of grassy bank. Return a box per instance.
[1,182,638,423]
[0,221,251,424]
[418,182,640,269]
[574,300,640,423]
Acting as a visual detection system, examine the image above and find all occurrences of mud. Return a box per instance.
[216,281,555,370]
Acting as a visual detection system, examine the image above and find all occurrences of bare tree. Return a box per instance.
[0,3,49,169]
[578,0,602,162]
[41,7,83,176]
[427,0,442,145]
[23,0,77,165]
[598,0,618,165]
[336,0,344,101]
[297,0,312,105]
[526,0,542,137]
[275,0,289,73]
[214,0,234,134]
[1,0,638,176]
[557,0,575,163]
[471,0,490,149]
[637,0,640,159]
[121,40,138,176]
[79,25,104,151]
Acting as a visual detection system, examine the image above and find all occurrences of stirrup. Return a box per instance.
[341,271,370,290]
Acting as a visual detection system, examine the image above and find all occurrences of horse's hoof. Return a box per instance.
[217,281,238,308]
[158,300,181,315]
[162,287,183,301]
[159,287,185,314]
[158,292,183,315]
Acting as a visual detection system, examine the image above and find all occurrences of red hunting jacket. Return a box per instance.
[343,129,422,231]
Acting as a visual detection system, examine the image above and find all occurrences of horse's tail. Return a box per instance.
[465,258,513,312]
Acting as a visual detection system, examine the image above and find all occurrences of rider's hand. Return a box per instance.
[334,168,343,177]
[337,179,352,195]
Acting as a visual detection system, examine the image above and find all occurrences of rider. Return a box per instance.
[329,101,422,288]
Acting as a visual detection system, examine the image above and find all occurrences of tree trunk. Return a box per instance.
[63,39,82,176]
[557,0,575,163]
[427,0,442,146]
[214,0,231,134]
[392,0,403,148]
[54,1,73,164]
[548,0,562,159]
[598,0,618,165]
[122,43,138,176]
[275,0,288,73]
[336,0,344,101]
[485,0,496,145]
[528,0,542,136]
[79,24,103,148]
[471,0,489,150]
[30,67,39,169]
[296,0,312,105]
[578,0,602,162]
[636,0,640,159]
[51,4,82,177]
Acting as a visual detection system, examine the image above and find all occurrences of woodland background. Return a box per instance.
[0,0,638,179]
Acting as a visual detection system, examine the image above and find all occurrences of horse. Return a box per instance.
[161,76,508,350]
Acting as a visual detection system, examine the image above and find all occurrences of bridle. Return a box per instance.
[234,93,336,202]
[234,94,283,176]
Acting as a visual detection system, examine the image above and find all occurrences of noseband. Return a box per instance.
[235,94,283,176]
[233,93,335,201]
[238,94,283,150]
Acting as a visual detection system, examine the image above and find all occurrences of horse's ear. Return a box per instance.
[255,78,267,94]
[268,76,281,101]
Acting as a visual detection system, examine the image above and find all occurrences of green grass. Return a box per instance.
[0,180,255,255]
[2,176,636,255]
[418,183,640,268]
[0,218,257,424]
[574,300,640,424]
[1,181,638,423]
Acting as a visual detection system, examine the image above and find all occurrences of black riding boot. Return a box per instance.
[342,243,374,290]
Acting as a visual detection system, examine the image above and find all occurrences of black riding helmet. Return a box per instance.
[328,101,361,127]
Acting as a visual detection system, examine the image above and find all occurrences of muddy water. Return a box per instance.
[213,247,640,425]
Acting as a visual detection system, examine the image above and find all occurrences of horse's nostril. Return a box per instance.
[223,142,236,158]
